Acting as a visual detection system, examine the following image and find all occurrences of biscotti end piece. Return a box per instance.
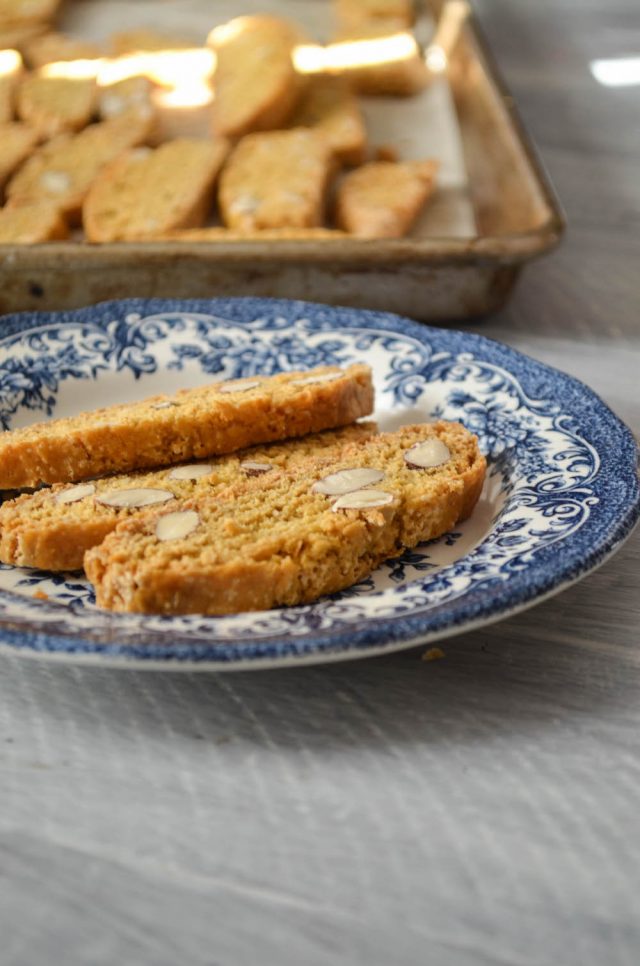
[331,25,428,96]
[16,73,97,138]
[336,159,438,237]
[0,120,39,188]
[209,15,305,138]
[0,422,376,571]
[219,128,333,231]
[23,31,102,68]
[0,200,68,242]
[83,138,229,242]
[84,422,486,615]
[0,364,374,489]
[288,76,367,166]
[6,108,155,219]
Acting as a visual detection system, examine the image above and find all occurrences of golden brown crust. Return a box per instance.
[336,159,438,237]
[0,364,374,489]
[83,139,229,242]
[219,128,333,231]
[0,423,376,571]
[209,15,305,138]
[84,422,486,615]
[0,201,68,241]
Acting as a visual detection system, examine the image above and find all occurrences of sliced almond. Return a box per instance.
[55,483,96,505]
[404,438,451,469]
[332,489,394,511]
[95,487,174,509]
[240,461,273,476]
[155,510,200,542]
[168,464,213,481]
[218,379,261,394]
[151,401,179,410]
[291,372,341,386]
[312,467,385,496]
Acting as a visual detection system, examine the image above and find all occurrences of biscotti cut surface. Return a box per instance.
[288,76,367,166]
[0,200,67,241]
[209,15,304,139]
[0,364,374,489]
[0,423,375,571]
[0,121,39,188]
[219,129,333,231]
[16,73,96,138]
[83,139,228,242]
[6,108,154,218]
[336,159,438,237]
[84,422,486,615]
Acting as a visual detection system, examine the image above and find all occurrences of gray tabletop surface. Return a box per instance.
[1,1,639,964]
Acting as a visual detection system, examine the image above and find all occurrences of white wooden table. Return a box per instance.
[1,1,639,963]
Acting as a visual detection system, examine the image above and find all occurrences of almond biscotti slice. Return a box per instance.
[16,73,96,138]
[84,422,486,615]
[209,15,305,139]
[288,76,367,166]
[219,129,333,231]
[0,364,374,490]
[0,200,67,241]
[0,121,38,188]
[0,422,376,571]
[336,159,438,237]
[6,108,155,220]
[83,139,229,242]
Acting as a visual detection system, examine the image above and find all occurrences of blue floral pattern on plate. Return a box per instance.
[0,298,637,668]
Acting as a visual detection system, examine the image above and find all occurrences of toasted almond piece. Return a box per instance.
[55,482,96,505]
[240,461,273,476]
[291,372,341,386]
[151,401,179,410]
[95,487,174,509]
[404,438,451,469]
[312,466,385,495]
[218,379,261,394]
[331,488,394,511]
[168,464,213,481]
[155,510,200,542]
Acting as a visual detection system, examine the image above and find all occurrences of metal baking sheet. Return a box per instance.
[0,0,564,320]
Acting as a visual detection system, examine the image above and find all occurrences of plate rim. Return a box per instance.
[0,296,638,668]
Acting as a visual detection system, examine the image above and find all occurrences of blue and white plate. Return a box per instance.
[0,298,637,669]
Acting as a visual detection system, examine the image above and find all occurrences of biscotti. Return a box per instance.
[84,422,486,615]
[333,0,415,31]
[0,364,374,489]
[6,108,155,220]
[98,77,153,121]
[288,76,367,166]
[336,159,438,237]
[83,139,228,242]
[331,25,428,96]
[0,200,67,241]
[209,15,305,138]
[219,128,333,231]
[23,31,102,68]
[16,73,96,138]
[0,121,39,188]
[0,423,375,571]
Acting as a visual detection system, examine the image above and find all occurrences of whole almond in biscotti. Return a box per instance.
[23,31,102,68]
[288,76,367,166]
[336,159,438,237]
[0,422,376,571]
[83,138,229,242]
[16,73,97,138]
[0,364,374,490]
[219,128,333,231]
[209,15,306,138]
[6,107,155,221]
[0,120,38,188]
[0,200,67,241]
[83,422,486,616]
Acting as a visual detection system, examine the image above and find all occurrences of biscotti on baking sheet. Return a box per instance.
[16,73,96,138]
[0,200,67,241]
[219,129,333,231]
[83,139,229,242]
[0,364,374,489]
[288,76,367,166]
[0,423,376,571]
[209,15,305,139]
[336,159,438,237]
[6,108,155,219]
[84,422,486,615]
[0,121,38,188]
